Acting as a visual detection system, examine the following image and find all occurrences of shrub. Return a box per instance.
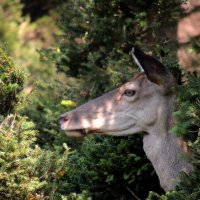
[0,115,70,199]
[65,135,163,199]
[0,47,23,116]
[36,0,191,199]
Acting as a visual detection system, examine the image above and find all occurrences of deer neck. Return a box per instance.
[142,97,191,191]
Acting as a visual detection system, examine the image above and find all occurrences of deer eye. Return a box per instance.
[124,89,136,97]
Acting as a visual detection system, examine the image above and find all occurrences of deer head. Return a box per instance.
[59,48,175,138]
[59,48,193,192]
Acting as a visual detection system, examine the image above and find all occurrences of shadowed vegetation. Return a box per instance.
[0,0,199,199]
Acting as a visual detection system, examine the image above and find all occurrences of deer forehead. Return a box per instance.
[116,75,158,101]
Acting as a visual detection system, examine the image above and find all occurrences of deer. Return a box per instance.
[59,48,192,192]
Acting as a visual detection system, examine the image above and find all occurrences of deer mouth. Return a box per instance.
[59,115,101,137]
[63,128,90,138]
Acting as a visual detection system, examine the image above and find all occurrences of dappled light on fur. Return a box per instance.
[60,49,192,191]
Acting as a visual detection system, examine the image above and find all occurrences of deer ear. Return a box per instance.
[131,47,175,93]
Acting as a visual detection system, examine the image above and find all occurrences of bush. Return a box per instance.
[1,1,199,199]
[36,0,194,199]
[0,49,71,200]
[65,135,163,199]
[0,115,70,199]
[0,47,23,116]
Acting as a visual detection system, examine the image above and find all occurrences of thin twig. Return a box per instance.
[10,114,16,130]
[127,187,141,200]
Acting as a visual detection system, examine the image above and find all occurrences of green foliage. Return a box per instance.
[1,0,200,200]
[0,42,84,200]
[0,115,70,200]
[65,135,163,199]
[0,0,22,50]
[0,115,44,199]
[172,75,200,140]
[37,0,195,199]
[22,79,81,148]
[0,48,23,116]
[63,190,91,200]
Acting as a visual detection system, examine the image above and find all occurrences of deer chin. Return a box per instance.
[103,128,139,136]
[64,129,89,138]
[61,122,140,138]
[64,128,132,138]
